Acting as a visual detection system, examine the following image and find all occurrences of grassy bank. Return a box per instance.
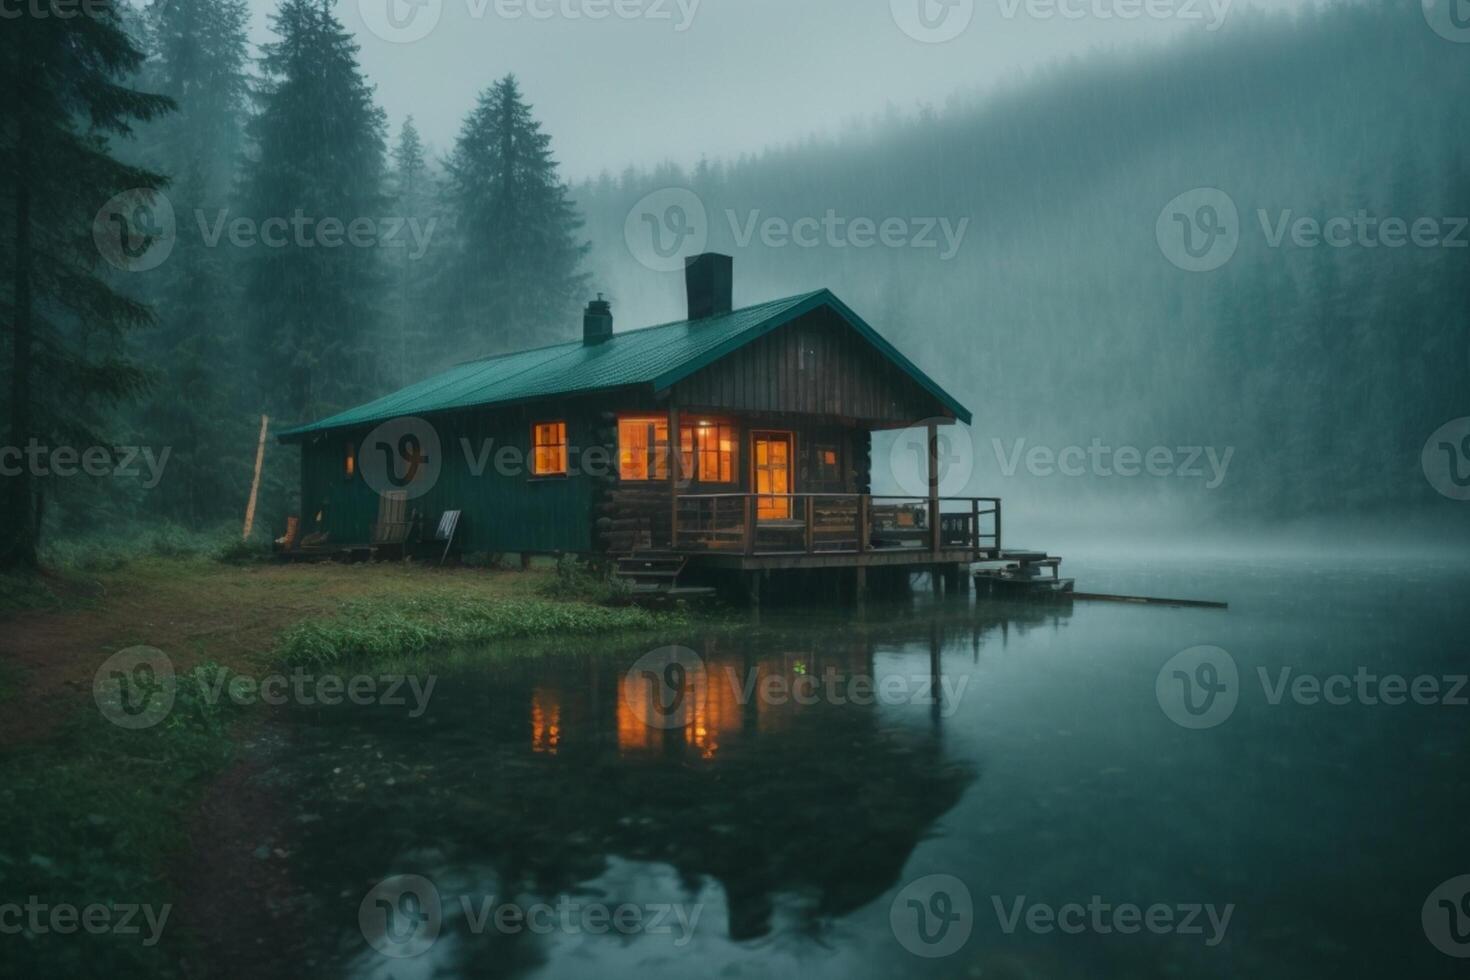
[0,550,702,977]
[0,678,239,977]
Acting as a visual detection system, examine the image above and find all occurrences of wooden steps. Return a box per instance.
[611,554,718,602]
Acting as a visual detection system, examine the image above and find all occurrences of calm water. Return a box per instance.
[260,555,1470,979]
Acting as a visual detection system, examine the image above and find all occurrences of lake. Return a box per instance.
[257,553,1470,979]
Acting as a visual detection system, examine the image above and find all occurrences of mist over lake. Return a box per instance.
[1,0,1467,978]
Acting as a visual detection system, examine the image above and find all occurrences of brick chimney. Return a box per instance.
[583,294,612,345]
[684,253,733,320]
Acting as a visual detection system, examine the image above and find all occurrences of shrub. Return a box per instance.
[275,592,673,668]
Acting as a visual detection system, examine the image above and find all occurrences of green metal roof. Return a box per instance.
[278,289,971,441]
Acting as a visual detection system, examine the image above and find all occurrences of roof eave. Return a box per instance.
[651,289,973,426]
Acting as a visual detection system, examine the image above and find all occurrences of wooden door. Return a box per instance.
[752,432,794,520]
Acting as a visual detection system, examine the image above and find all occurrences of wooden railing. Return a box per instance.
[672,493,1001,557]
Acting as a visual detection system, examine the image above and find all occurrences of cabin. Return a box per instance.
[278,254,1000,595]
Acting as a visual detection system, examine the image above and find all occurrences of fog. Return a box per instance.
[13,0,1470,553]
[304,0,1313,179]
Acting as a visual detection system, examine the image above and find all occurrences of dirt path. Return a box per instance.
[174,724,317,980]
[0,559,542,745]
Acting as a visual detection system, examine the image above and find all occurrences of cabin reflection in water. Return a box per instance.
[508,604,1072,943]
[285,602,1074,972]
[532,644,913,762]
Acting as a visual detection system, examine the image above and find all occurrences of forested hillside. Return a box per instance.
[6,0,1463,557]
[578,0,1468,526]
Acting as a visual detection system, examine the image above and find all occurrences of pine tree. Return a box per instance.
[0,4,174,567]
[139,0,251,192]
[238,0,387,423]
[133,0,254,526]
[439,75,588,356]
[383,116,434,386]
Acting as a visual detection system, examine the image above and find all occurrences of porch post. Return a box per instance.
[668,401,679,550]
[927,420,940,555]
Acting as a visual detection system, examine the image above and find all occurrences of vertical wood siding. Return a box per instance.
[670,307,948,423]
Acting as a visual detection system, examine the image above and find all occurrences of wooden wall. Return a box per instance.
[298,400,601,556]
[670,306,948,425]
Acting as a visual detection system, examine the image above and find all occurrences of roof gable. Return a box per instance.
[279,290,969,441]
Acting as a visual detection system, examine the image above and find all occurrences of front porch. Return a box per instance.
[671,492,1002,564]
[612,491,1001,602]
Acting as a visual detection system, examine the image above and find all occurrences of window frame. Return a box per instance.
[812,442,842,486]
[530,420,569,478]
[679,419,739,485]
[617,416,671,482]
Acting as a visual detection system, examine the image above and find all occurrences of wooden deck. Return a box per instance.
[666,492,1001,568]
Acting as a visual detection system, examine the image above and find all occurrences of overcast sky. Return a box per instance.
[244,0,1308,181]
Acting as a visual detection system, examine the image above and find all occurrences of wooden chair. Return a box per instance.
[274,515,300,554]
[370,491,417,558]
[434,510,461,565]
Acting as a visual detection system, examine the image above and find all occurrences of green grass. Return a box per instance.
[275,591,682,668]
[0,553,704,976]
[0,571,68,617]
[39,523,263,574]
[0,670,241,978]
[0,660,17,705]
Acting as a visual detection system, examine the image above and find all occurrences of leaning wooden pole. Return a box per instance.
[242,414,269,541]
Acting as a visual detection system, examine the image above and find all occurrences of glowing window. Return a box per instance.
[532,422,567,476]
[814,444,841,483]
[680,421,737,483]
[344,442,356,480]
[618,417,669,481]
